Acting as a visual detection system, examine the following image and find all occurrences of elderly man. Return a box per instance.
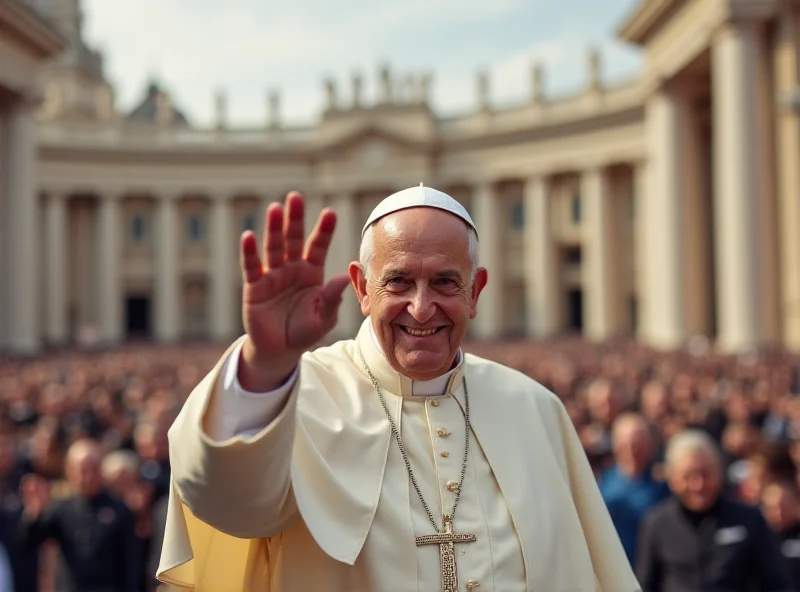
[598,413,670,565]
[20,439,142,592]
[635,430,791,592]
[157,187,638,591]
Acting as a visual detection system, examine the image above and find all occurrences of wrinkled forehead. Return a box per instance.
[372,210,472,262]
[675,448,719,473]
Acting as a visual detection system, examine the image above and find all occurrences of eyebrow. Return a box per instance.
[379,269,464,281]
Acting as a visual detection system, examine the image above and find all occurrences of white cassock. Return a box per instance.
[157,319,640,591]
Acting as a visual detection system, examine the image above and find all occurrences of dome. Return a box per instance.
[126,80,190,126]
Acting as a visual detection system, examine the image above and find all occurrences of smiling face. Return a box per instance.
[350,207,487,381]
[667,448,723,512]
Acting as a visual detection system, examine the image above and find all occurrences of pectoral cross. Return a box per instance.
[415,515,477,592]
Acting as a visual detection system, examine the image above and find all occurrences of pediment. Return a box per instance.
[315,122,435,162]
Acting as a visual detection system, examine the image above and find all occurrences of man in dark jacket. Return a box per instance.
[20,438,142,592]
[636,429,794,592]
[762,480,800,589]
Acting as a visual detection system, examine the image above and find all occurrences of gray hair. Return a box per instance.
[664,429,723,471]
[359,222,480,281]
[100,449,140,481]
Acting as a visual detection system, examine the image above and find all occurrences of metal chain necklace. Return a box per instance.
[359,352,471,533]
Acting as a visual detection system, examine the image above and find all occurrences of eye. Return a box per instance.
[435,278,457,286]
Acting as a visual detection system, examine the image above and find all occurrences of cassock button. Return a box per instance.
[446,480,459,491]
[437,428,451,437]
[430,399,440,407]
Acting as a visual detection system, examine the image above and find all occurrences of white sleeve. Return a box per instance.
[205,340,299,441]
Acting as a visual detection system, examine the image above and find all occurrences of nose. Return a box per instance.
[407,284,436,323]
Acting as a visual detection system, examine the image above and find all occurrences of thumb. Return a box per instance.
[319,273,352,320]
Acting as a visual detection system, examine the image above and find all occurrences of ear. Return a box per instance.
[348,261,371,316]
[469,267,488,319]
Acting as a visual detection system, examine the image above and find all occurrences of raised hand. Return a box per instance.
[238,192,351,391]
[20,474,50,520]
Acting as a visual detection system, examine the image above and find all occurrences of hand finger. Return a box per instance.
[304,209,337,267]
[319,273,351,320]
[263,203,285,269]
[240,231,263,284]
[283,192,305,261]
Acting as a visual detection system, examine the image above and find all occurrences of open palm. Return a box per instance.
[240,192,351,359]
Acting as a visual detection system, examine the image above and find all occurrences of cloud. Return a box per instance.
[81,0,642,126]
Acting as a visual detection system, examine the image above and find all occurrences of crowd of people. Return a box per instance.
[0,333,798,590]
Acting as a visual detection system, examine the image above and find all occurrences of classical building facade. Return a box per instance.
[0,1,63,354]
[1,0,800,355]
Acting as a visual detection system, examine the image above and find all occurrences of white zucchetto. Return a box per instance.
[361,183,478,238]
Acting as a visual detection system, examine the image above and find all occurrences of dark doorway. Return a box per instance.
[566,289,583,332]
[126,297,151,338]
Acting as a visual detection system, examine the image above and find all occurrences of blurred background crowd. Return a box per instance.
[0,335,799,590]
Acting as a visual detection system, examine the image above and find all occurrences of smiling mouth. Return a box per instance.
[400,326,445,337]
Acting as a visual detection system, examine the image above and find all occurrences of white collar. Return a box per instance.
[369,321,462,397]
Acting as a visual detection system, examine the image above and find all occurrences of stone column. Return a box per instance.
[640,86,687,349]
[524,175,559,337]
[3,99,39,354]
[304,191,325,236]
[327,192,361,338]
[96,192,123,344]
[155,194,180,342]
[45,192,68,345]
[582,167,617,341]
[472,181,503,339]
[712,22,763,351]
[210,195,236,340]
[774,9,800,349]
[632,162,648,337]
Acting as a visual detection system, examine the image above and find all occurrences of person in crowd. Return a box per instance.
[739,441,796,506]
[585,378,624,452]
[762,479,800,588]
[19,438,142,592]
[598,413,671,564]
[636,429,791,592]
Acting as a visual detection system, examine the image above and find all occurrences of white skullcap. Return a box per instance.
[361,183,478,238]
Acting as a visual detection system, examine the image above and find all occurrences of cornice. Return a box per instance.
[618,0,781,46]
[617,0,684,46]
[0,1,65,59]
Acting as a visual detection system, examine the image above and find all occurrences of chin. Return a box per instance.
[396,350,451,376]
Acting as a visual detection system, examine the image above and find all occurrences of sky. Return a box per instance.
[81,0,644,128]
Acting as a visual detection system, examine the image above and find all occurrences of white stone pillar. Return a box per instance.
[774,10,800,350]
[524,175,559,337]
[210,195,236,340]
[155,194,180,342]
[3,99,39,354]
[472,181,503,339]
[640,86,687,349]
[97,192,123,344]
[327,192,361,338]
[633,162,648,337]
[304,191,325,236]
[582,167,617,341]
[45,192,68,345]
[712,22,763,351]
